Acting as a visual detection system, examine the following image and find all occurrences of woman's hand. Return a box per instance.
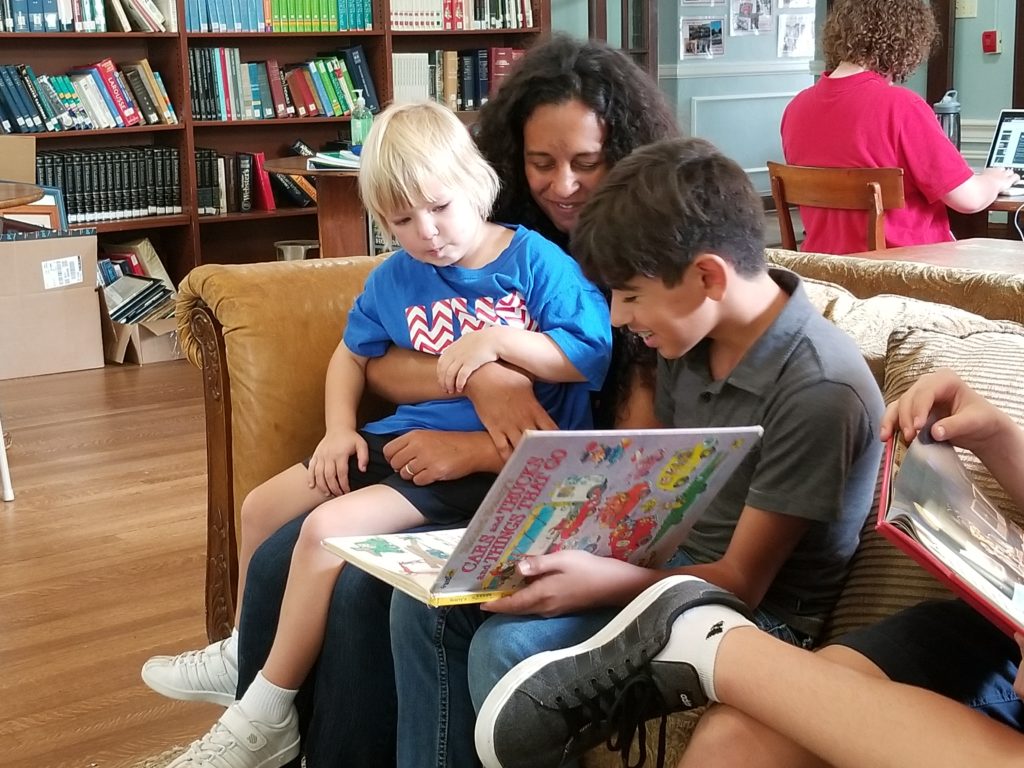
[307,429,369,496]
[383,430,503,485]
[463,363,557,460]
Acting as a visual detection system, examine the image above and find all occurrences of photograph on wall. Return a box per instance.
[730,0,772,35]
[777,13,814,57]
[680,16,726,58]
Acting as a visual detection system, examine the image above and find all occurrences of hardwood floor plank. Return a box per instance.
[0,361,222,767]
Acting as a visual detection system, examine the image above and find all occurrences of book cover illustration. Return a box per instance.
[324,426,762,605]
[878,430,1024,637]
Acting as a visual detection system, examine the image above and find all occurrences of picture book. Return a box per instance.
[877,427,1024,637]
[323,426,762,606]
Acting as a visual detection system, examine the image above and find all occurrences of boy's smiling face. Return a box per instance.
[609,264,716,360]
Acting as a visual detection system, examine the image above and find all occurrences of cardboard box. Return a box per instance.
[99,296,184,365]
[0,136,36,183]
[0,233,105,380]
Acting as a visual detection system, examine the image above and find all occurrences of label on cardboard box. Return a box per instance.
[41,255,84,289]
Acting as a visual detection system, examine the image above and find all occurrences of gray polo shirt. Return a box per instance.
[655,268,884,639]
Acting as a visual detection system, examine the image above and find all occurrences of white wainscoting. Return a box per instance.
[659,60,812,80]
[962,118,997,168]
[690,91,801,192]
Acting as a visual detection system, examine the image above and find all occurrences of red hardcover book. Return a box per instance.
[250,151,277,211]
[488,46,514,98]
[264,59,289,118]
[876,432,1024,639]
[217,47,234,121]
[284,67,316,117]
[299,67,326,115]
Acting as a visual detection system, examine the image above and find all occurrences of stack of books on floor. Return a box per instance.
[102,274,175,324]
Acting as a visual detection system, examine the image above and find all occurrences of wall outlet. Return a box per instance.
[982,29,1002,54]
[955,0,978,18]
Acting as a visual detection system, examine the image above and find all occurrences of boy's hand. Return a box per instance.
[464,363,556,460]
[482,551,658,617]
[384,430,502,484]
[879,368,1006,454]
[307,429,368,496]
[437,328,502,394]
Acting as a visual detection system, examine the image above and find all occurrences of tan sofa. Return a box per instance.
[176,248,1024,766]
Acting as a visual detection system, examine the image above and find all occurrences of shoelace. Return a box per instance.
[186,722,235,761]
[555,655,671,768]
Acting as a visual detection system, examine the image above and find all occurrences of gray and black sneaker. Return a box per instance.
[474,575,752,768]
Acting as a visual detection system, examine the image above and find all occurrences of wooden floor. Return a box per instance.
[0,360,225,768]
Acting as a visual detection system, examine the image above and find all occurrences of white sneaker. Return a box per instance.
[142,638,238,707]
[166,702,300,768]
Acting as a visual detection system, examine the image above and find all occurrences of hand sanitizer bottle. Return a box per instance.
[350,89,373,153]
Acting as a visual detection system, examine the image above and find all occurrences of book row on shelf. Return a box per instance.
[390,0,533,31]
[195,145,317,215]
[184,0,370,32]
[0,59,177,135]
[36,147,183,225]
[0,0,176,32]
[188,44,379,123]
[408,46,522,112]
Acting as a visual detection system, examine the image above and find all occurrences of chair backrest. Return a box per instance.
[766,162,905,252]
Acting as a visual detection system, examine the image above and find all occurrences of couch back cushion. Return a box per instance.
[820,321,1024,643]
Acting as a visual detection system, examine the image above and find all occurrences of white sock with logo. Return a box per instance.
[652,604,753,702]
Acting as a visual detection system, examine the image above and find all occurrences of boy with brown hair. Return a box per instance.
[389,136,885,768]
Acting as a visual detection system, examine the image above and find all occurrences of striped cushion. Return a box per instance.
[821,324,1024,643]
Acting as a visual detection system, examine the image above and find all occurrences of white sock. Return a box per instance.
[238,671,297,724]
[653,604,753,702]
[222,628,239,668]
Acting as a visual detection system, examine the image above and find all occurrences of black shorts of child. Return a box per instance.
[303,431,496,526]
[834,599,1023,731]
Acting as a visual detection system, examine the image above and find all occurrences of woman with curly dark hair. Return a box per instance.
[139,35,679,768]
[781,0,1017,255]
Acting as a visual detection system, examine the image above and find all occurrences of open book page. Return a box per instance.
[878,433,1024,637]
[326,426,762,605]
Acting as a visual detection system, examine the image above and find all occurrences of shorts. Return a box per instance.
[305,431,497,526]
[834,599,1023,730]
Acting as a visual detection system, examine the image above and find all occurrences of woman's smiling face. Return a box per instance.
[523,99,608,235]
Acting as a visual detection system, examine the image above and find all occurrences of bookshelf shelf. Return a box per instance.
[3,0,551,282]
[0,32,180,39]
[29,124,186,139]
[185,31,384,39]
[193,117,350,127]
[199,208,317,223]
[71,214,192,233]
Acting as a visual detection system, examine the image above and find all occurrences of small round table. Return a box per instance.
[263,158,367,259]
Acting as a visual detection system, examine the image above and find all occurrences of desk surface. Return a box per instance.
[0,181,43,209]
[851,238,1024,275]
[263,157,359,178]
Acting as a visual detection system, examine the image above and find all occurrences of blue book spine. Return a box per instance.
[2,65,42,131]
[71,68,125,128]
[305,61,334,116]
[0,68,29,133]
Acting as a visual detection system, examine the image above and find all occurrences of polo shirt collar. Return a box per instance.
[707,268,815,397]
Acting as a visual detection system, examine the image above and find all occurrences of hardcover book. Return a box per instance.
[324,426,762,606]
[877,426,1024,637]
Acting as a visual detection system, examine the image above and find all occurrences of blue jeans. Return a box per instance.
[389,555,810,768]
[238,513,399,768]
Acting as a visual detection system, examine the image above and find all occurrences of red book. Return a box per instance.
[488,47,514,98]
[217,47,234,121]
[264,59,289,118]
[284,67,316,117]
[251,151,277,211]
[876,433,1024,639]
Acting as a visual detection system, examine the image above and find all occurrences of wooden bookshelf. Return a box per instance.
[0,0,550,285]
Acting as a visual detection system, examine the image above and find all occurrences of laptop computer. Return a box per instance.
[986,110,1024,195]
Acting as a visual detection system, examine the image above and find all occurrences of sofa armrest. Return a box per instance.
[176,256,386,641]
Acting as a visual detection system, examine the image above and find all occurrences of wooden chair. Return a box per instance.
[767,162,905,251]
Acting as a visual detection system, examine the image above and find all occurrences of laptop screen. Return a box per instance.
[986,110,1024,172]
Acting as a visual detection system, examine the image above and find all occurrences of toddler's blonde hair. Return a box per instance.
[358,100,500,235]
